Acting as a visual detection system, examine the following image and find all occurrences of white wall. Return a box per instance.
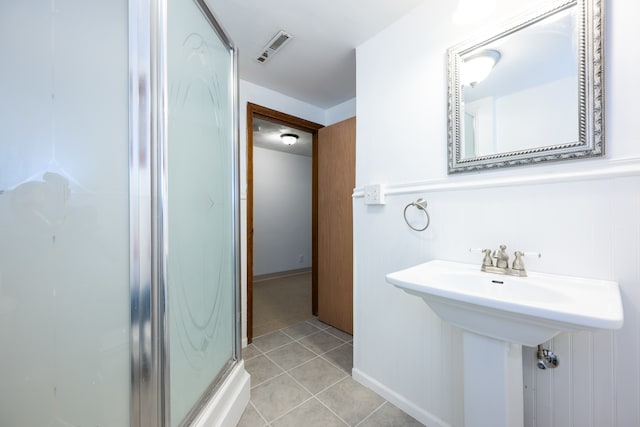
[253,147,312,276]
[354,1,640,427]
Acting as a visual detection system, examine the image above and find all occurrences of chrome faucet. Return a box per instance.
[471,245,541,277]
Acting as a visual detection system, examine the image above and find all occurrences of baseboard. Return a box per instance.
[192,360,251,427]
[352,368,452,427]
[253,268,311,283]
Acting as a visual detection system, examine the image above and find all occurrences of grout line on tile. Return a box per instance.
[258,350,342,398]
[318,354,350,375]
[281,366,326,397]
[249,370,287,390]
[242,347,264,361]
[294,331,346,355]
[354,400,388,427]
[248,400,271,427]
[309,371,350,397]
[261,347,314,377]
[266,395,317,425]
[324,329,353,343]
[305,318,331,330]
[252,339,295,355]
[279,326,323,341]
[318,355,344,370]
[261,342,297,356]
[314,394,352,427]
[243,354,261,362]
[293,338,324,356]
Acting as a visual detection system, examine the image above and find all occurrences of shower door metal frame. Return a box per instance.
[129,0,241,426]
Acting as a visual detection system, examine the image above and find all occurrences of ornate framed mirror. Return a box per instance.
[447,0,604,174]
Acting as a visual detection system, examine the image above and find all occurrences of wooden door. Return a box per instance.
[317,117,356,334]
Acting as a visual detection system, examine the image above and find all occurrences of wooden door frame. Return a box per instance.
[246,102,324,343]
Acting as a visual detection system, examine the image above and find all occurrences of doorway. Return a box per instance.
[246,103,324,342]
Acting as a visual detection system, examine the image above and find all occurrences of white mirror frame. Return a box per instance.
[447,0,604,174]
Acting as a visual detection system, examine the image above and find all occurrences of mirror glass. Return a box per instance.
[447,0,604,173]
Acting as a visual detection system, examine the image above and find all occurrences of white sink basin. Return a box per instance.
[386,260,623,346]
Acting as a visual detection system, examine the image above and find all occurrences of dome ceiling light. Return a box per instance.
[280,133,299,146]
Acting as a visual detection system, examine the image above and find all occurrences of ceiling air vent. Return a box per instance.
[256,30,293,64]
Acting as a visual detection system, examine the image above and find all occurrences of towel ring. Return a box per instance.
[404,198,430,232]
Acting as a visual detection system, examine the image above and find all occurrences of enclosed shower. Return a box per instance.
[0,0,247,426]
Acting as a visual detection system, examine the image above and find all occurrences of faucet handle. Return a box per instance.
[469,248,494,267]
[512,251,541,271]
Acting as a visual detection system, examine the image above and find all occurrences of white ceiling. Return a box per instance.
[206,0,425,109]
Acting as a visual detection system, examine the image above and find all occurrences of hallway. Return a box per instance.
[252,272,313,337]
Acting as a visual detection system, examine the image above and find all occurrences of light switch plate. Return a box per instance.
[364,184,385,205]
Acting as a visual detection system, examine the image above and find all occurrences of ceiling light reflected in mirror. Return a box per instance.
[461,50,501,87]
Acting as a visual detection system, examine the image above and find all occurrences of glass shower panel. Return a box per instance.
[0,1,130,426]
[166,0,236,425]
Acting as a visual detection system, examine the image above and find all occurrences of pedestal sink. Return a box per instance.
[386,260,623,427]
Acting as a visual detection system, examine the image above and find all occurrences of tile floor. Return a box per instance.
[237,317,425,427]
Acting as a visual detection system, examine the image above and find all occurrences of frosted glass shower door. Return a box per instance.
[0,1,130,426]
[166,0,238,426]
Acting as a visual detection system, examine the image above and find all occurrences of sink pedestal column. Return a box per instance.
[463,332,523,427]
